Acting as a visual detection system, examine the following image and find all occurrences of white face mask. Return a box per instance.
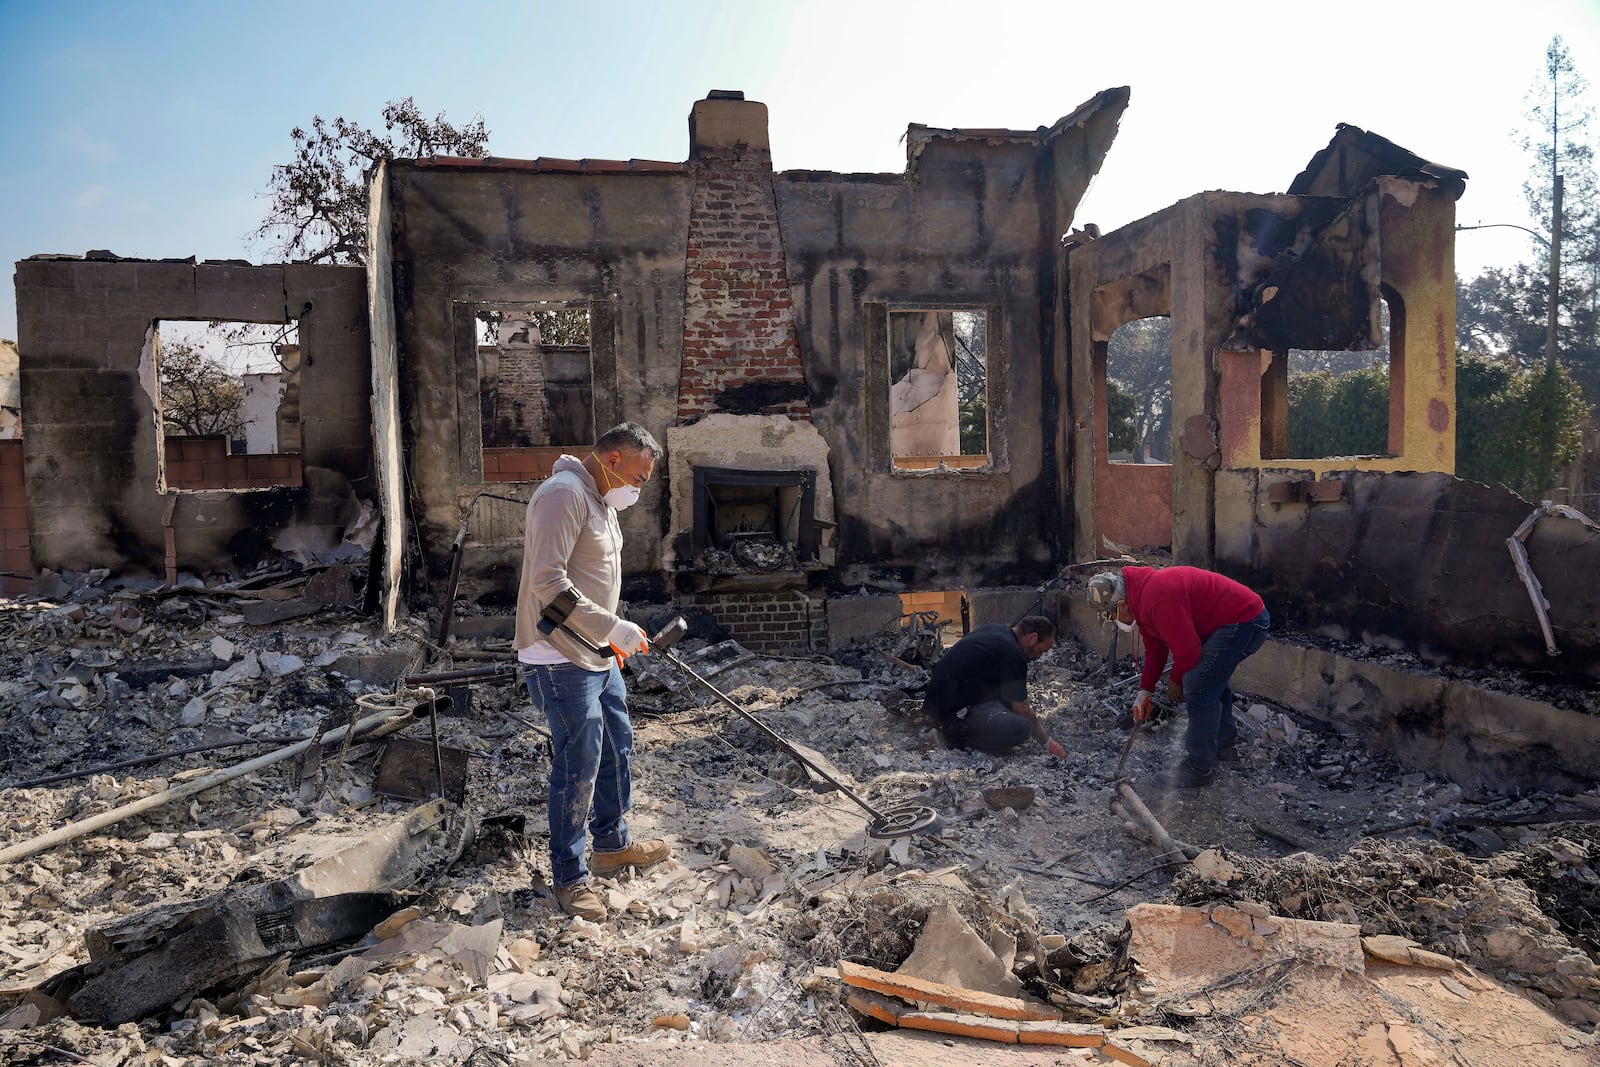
[593,452,642,510]
[603,484,641,510]
[1115,618,1136,634]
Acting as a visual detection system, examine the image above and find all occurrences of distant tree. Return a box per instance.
[258,97,489,265]
[1521,35,1600,312]
[1106,380,1137,455]
[478,306,591,347]
[1454,37,1600,504]
[959,394,987,456]
[952,312,988,455]
[1106,317,1171,461]
[1286,367,1389,458]
[1456,352,1588,496]
[159,340,245,438]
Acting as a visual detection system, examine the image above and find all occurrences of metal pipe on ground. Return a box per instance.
[0,707,412,865]
[647,616,938,839]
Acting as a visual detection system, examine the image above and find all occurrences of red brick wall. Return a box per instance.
[483,446,571,483]
[164,436,304,490]
[0,439,29,595]
[679,146,811,422]
[680,590,826,653]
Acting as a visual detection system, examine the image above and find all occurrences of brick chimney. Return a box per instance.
[678,91,811,423]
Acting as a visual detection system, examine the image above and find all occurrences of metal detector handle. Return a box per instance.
[536,588,615,657]
[535,616,616,658]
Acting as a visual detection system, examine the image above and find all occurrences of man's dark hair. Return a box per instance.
[1014,615,1056,640]
[596,421,662,459]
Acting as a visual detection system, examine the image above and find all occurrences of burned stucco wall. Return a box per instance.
[1067,194,1242,564]
[780,88,1128,591]
[383,161,692,601]
[1069,165,1459,567]
[1218,470,1600,679]
[13,257,371,579]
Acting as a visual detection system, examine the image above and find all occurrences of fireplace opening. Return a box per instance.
[690,467,818,573]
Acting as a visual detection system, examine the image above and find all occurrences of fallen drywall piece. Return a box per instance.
[895,901,1025,999]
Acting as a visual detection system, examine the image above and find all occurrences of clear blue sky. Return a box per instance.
[2,0,1598,343]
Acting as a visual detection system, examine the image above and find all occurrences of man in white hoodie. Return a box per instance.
[515,422,670,921]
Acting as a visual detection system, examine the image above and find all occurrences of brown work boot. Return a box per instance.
[553,882,606,921]
[590,839,671,876]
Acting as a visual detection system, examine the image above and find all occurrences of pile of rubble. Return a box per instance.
[1,574,1598,1065]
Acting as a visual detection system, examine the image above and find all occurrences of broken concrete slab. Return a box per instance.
[1233,637,1600,793]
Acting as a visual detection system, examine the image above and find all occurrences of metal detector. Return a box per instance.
[647,617,939,840]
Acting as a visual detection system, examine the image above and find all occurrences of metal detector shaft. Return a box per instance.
[657,646,890,823]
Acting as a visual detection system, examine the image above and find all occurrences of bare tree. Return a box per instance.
[159,340,245,438]
[257,98,489,264]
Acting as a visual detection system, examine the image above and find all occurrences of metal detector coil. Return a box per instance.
[648,616,940,840]
[866,804,941,840]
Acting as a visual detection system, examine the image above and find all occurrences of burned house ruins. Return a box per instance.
[10,87,1600,791]
[6,84,1600,1065]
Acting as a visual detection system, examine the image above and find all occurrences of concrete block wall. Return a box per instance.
[680,590,826,653]
[13,256,371,579]
[0,440,30,594]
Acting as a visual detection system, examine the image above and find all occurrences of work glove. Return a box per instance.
[1046,738,1067,759]
[1166,677,1185,703]
[1132,690,1154,724]
[606,619,649,660]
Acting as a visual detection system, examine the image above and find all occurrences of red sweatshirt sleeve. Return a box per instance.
[1139,630,1169,692]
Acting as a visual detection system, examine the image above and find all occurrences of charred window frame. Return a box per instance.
[150,319,304,493]
[1261,290,1400,461]
[863,301,1006,474]
[452,298,620,484]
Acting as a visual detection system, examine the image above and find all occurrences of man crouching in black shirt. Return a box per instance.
[920,616,1067,758]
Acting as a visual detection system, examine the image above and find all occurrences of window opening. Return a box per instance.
[889,309,988,470]
[477,303,594,481]
[154,320,302,492]
[1106,316,1171,464]
[1278,298,1394,459]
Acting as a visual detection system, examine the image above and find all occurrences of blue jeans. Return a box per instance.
[1181,608,1270,770]
[523,662,633,889]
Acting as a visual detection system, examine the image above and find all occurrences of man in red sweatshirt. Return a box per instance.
[1087,566,1269,788]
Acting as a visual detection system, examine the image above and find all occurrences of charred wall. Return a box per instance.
[1218,469,1600,678]
[778,90,1127,590]
[383,162,693,596]
[13,257,371,580]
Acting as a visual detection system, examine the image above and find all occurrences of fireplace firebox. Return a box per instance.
[690,467,818,561]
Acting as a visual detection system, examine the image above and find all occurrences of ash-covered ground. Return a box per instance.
[1,575,1597,1065]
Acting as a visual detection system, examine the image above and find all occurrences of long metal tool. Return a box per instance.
[648,617,938,839]
[1113,720,1142,778]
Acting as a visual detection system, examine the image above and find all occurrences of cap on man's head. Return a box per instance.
[1086,571,1125,617]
